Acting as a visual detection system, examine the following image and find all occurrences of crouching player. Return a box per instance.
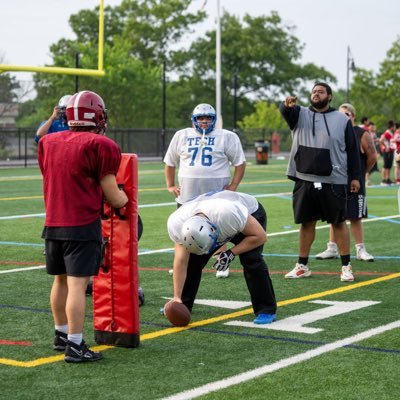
[167,190,277,324]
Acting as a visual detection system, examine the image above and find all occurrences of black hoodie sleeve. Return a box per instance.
[344,120,361,181]
[279,102,300,130]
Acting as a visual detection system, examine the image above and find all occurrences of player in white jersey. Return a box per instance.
[167,190,277,324]
[164,103,246,278]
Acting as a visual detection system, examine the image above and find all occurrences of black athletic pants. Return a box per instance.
[181,202,277,316]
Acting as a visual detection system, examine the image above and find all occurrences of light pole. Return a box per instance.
[346,46,356,102]
[216,0,222,128]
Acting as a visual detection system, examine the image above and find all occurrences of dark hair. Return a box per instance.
[312,82,332,96]
[388,120,395,128]
[361,117,369,124]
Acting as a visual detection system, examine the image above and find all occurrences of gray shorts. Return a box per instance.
[45,240,101,277]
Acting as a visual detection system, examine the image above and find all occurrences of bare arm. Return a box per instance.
[164,164,180,197]
[171,243,190,301]
[100,174,128,208]
[230,215,267,256]
[224,162,246,191]
[36,107,58,139]
[361,131,378,173]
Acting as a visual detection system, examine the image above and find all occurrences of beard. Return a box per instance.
[310,97,330,110]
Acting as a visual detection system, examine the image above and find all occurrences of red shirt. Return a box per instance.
[380,130,394,153]
[38,130,121,227]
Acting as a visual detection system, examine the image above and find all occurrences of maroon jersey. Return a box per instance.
[38,130,121,227]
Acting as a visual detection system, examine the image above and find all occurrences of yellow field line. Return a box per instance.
[1,272,399,368]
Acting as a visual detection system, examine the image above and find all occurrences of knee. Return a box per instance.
[240,252,267,271]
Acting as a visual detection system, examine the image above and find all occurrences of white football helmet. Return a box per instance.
[191,103,217,134]
[58,95,73,109]
[181,215,219,255]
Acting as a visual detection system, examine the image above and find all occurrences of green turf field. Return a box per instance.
[0,157,399,400]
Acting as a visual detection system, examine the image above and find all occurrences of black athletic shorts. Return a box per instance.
[382,152,394,169]
[292,180,347,224]
[346,193,367,220]
[45,240,101,277]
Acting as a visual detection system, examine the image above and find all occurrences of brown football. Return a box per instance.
[164,301,191,327]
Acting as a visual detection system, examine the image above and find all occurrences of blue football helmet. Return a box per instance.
[191,103,217,134]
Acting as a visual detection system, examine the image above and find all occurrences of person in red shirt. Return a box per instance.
[379,120,395,185]
[38,91,128,363]
[392,123,400,184]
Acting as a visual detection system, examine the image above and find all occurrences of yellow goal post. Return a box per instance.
[0,0,105,77]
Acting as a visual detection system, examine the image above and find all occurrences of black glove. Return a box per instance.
[213,250,235,271]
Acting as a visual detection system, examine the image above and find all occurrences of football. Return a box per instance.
[164,301,191,327]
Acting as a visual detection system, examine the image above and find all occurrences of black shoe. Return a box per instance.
[138,287,144,307]
[54,330,68,351]
[64,340,103,363]
[85,282,93,296]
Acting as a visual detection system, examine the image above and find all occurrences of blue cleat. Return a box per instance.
[253,313,276,324]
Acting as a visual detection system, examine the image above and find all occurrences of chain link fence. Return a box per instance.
[0,127,291,167]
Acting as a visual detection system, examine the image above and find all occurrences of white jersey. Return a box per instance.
[164,127,246,203]
[167,190,258,246]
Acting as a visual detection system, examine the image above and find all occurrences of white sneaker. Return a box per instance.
[340,265,354,282]
[356,244,374,262]
[216,268,230,278]
[315,242,339,259]
[285,263,311,279]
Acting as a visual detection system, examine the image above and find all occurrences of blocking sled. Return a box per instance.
[93,153,140,347]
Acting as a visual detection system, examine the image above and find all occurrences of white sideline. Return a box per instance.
[0,265,45,274]
[160,320,400,400]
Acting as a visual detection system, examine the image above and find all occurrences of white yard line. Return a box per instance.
[160,320,400,400]
[0,265,45,274]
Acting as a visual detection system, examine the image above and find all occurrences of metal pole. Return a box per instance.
[161,60,166,158]
[216,0,222,128]
[75,52,79,93]
[233,73,238,130]
[24,130,27,168]
[346,46,350,103]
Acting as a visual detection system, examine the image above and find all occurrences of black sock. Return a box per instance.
[298,257,309,266]
[341,255,351,266]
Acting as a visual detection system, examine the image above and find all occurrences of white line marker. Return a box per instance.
[0,265,45,274]
[226,300,380,333]
[160,320,400,400]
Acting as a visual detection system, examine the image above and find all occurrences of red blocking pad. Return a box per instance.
[93,154,140,347]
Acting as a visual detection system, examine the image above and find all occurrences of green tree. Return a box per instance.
[349,37,400,130]
[173,11,335,126]
[376,37,400,121]
[17,0,206,128]
[0,73,19,103]
[239,101,286,130]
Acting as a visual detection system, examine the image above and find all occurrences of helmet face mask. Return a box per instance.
[181,215,219,255]
[57,95,72,120]
[66,91,107,134]
[191,103,216,134]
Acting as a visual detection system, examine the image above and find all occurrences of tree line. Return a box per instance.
[1,0,399,134]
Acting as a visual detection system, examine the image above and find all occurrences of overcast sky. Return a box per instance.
[0,0,399,93]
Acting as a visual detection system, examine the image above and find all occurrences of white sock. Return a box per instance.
[328,241,338,250]
[55,325,68,334]
[68,333,83,345]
